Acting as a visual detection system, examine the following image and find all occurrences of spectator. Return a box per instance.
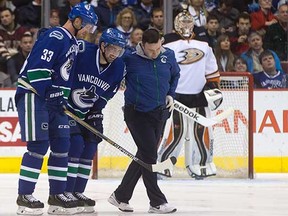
[6,32,33,86]
[14,0,42,29]
[0,7,28,57]
[220,56,248,88]
[188,0,208,27]
[254,50,287,88]
[229,12,251,56]
[128,27,143,47]
[115,7,137,44]
[241,31,282,73]
[205,14,220,50]
[148,8,164,35]
[250,0,278,35]
[94,0,123,30]
[215,34,235,72]
[134,0,153,30]
[233,56,248,72]
[264,3,288,61]
[49,9,60,27]
[210,0,239,35]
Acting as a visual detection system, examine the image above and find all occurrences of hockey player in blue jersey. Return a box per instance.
[64,28,126,213]
[15,2,98,215]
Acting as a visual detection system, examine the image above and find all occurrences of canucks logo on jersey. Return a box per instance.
[72,85,99,108]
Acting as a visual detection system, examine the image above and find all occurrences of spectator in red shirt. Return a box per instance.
[230,12,251,56]
[250,0,278,35]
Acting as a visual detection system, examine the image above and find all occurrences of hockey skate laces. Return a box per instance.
[24,195,39,202]
[64,192,77,201]
[57,194,71,202]
[75,193,89,200]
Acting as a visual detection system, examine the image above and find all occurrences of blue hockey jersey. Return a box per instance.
[16,27,78,99]
[253,70,287,89]
[67,40,126,119]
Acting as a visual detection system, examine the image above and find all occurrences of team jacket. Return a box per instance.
[67,40,126,119]
[123,43,180,112]
[16,27,78,100]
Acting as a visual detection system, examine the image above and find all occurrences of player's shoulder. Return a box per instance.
[163,33,181,44]
[162,46,176,56]
[77,39,97,53]
[37,27,74,45]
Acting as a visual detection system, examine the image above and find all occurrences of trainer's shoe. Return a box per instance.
[108,192,133,212]
[148,203,177,214]
[47,193,78,215]
[16,194,44,215]
[74,192,95,213]
[63,192,84,213]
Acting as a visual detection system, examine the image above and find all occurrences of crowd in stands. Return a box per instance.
[0,0,287,89]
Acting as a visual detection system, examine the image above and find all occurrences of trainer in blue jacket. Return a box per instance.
[108,28,180,214]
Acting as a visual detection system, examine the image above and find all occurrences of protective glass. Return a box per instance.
[105,44,125,57]
[81,20,97,34]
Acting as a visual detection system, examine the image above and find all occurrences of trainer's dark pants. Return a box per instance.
[114,106,170,207]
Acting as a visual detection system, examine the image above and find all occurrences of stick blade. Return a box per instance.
[152,156,177,177]
[212,107,234,122]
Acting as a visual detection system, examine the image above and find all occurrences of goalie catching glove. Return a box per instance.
[204,89,223,111]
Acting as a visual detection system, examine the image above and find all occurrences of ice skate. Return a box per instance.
[74,192,96,213]
[47,193,78,215]
[63,192,85,214]
[16,194,44,215]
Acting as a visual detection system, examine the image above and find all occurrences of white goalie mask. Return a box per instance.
[174,10,195,38]
[204,89,223,111]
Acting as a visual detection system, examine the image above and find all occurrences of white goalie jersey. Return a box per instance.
[163,38,218,95]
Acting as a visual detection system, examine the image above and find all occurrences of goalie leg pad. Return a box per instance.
[185,107,216,178]
[157,111,187,162]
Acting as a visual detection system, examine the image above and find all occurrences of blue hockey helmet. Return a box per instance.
[99,28,126,49]
[68,2,98,33]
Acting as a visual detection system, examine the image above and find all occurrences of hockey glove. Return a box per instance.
[166,95,174,112]
[85,111,104,143]
[45,87,67,113]
[204,89,223,111]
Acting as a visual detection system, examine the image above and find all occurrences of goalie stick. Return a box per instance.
[18,78,177,177]
[174,100,234,127]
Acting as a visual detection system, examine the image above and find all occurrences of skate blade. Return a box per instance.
[47,205,77,215]
[82,206,95,213]
[17,206,43,215]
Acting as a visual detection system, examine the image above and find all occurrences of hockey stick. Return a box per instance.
[18,78,177,177]
[174,100,234,127]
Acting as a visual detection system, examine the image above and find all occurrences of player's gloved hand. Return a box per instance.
[166,95,174,112]
[45,87,67,112]
[85,111,103,143]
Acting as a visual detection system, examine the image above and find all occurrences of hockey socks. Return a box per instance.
[74,158,92,193]
[48,151,68,195]
[66,157,80,192]
[18,152,43,195]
